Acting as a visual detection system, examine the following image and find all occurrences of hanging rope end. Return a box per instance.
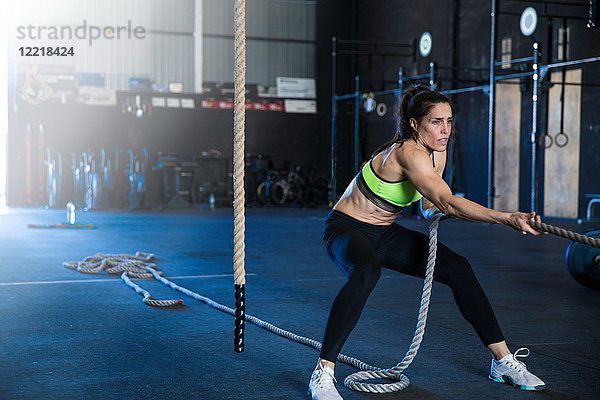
[234,283,246,353]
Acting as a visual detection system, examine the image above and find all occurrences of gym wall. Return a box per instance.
[203,0,316,86]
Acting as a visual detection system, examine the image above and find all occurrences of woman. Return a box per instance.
[308,85,546,400]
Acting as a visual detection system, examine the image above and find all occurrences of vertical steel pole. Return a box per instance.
[429,62,436,89]
[531,42,540,212]
[353,75,360,173]
[397,68,404,138]
[397,67,404,125]
[398,67,404,102]
[487,0,497,209]
[329,37,337,207]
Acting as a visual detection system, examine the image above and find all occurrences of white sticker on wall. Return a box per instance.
[181,98,195,109]
[284,99,317,114]
[152,97,166,107]
[167,98,181,108]
[276,77,316,99]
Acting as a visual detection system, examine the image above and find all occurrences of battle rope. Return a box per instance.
[343,212,443,392]
[64,213,443,394]
[63,252,183,307]
[232,0,247,353]
[64,252,380,372]
[527,220,600,248]
[121,273,184,307]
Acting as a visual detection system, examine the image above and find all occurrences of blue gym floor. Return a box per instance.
[0,207,598,399]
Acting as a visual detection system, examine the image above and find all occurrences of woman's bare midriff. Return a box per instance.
[333,180,401,225]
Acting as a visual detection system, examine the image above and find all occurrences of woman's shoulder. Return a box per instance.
[392,141,427,164]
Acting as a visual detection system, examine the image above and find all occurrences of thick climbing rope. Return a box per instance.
[232,0,247,353]
[528,220,600,248]
[64,213,443,393]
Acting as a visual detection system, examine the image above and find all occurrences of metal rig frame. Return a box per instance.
[329,0,600,214]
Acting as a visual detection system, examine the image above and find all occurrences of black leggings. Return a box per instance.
[319,210,504,363]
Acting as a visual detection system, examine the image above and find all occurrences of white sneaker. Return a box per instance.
[489,348,546,391]
[308,364,343,400]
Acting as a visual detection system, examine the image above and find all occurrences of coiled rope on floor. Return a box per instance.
[528,220,600,248]
[63,252,157,277]
[63,252,183,307]
[64,212,443,394]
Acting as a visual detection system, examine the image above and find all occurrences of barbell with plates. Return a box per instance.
[565,230,600,291]
[527,221,600,291]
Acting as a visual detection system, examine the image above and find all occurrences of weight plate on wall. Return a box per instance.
[520,7,538,37]
[419,32,432,57]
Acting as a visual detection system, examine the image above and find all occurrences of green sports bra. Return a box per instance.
[356,160,423,213]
